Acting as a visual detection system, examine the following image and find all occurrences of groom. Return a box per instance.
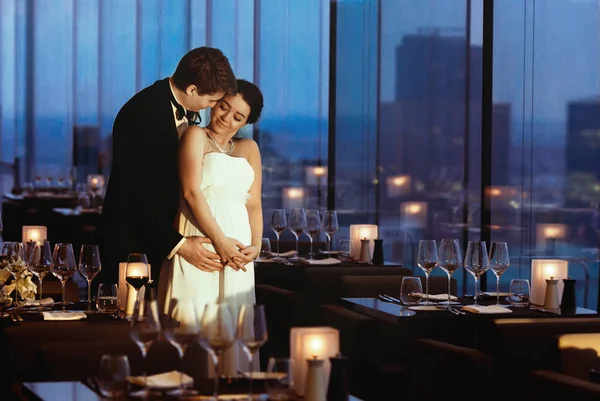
[99,47,237,286]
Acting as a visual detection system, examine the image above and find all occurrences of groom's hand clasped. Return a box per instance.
[177,236,223,272]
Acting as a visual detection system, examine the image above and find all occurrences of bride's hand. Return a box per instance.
[214,236,247,272]
[241,246,260,261]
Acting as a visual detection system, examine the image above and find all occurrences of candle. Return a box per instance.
[386,175,411,197]
[282,187,305,210]
[349,224,378,260]
[530,259,568,306]
[87,174,105,192]
[290,327,339,397]
[22,226,47,242]
[400,201,428,228]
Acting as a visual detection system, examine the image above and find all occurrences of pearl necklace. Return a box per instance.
[205,129,234,155]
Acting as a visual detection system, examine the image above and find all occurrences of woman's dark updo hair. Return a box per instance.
[236,79,263,124]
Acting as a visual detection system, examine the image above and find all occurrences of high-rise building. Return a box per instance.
[380,31,510,209]
[565,98,600,206]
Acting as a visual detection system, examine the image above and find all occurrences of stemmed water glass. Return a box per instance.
[126,253,150,310]
[305,210,321,260]
[417,240,438,305]
[270,210,287,256]
[25,240,53,311]
[51,243,77,312]
[163,298,201,397]
[237,304,268,401]
[464,241,490,306]
[321,210,339,255]
[489,242,510,307]
[78,245,102,314]
[437,239,462,308]
[288,208,307,260]
[130,298,161,399]
[199,302,236,401]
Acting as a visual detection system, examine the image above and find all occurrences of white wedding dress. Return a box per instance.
[159,151,256,377]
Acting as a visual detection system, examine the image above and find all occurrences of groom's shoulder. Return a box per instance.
[118,78,169,114]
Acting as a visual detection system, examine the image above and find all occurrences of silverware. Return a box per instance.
[448,307,465,315]
[383,294,402,304]
[378,294,401,305]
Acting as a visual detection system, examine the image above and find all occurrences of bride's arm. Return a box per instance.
[241,139,263,260]
[179,126,247,270]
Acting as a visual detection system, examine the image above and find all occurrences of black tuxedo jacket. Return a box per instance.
[99,78,183,284]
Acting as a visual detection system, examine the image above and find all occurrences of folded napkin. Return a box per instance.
[481,291,510,297]
[461,305,513,314]
[129,370,193,390]
[422,294,458,302]
[409,305,445,312]
[269,250,297,258]
[240,371,287,380]
[298,258,342,266]
[42,311,87,321]
[25,297,54,307]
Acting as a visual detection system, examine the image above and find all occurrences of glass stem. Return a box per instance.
[474,277,479,306]
[39,276,43,300]
[328,235,332,253]
[179,345,186,393]
[447,273,452,309]
[87,278,92,312]
[248,353,254,400]
[309,237,314,260]
[496,276,501,306]
[141,347,148,396]
[213,354,220,400]
[276,234,280,255]
[295,236,299,256]
[425,272,430,304]
[61,280,66,312]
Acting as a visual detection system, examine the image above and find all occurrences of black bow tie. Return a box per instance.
[170,91,201,126]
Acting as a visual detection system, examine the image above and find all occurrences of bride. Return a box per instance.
[159,79,264,376]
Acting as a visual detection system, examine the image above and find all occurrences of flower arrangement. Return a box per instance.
[0,256,37,304]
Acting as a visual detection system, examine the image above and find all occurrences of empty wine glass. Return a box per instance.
[417,240,438,305]
[97,354,131,399]
[51,243,77,312]
[260,238,271,259]
[464,241,490,306]
[237,304,268,401]
[199,302,236,401]
[130,298,161,399]
[508,278,530,307]
[399,276,421,316]
[3,242,26,311]
[265,358,295,401]
[126,253,150,311]
[25,240,53,311]
[78,245,102,314]
[270,210,287,255]
[437,239,462,308]
[305,210,321,260]
[288,208,307,260]
[321,210,339,255]
[489,242,510,307]
[163,298,201,397]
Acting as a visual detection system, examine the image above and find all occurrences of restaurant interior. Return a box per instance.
[1,0,600,400]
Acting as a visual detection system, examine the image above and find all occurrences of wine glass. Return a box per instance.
[464,241,490,306]
[508,278,530,307]
[265,358,295,401]
[199,302,236,401]
[399,276,421,316]
[126,253,150,310]
[237,304,268,401]
[437,239,462,308]
[322,210,339,255]
[489,242,510,307]
[417,240,438,305]
[305,210,321,260]
[78,245,102,314]
[51,243,77,312]
[130,298,161,399]
[25,240,53,311]
[270,210,287,255]
[288,208,307,260]
[163,298,201,397]
[3,242,26,311]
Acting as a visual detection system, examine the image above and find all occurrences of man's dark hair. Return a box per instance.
[172,47,237,96]
[236,79,263,125]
